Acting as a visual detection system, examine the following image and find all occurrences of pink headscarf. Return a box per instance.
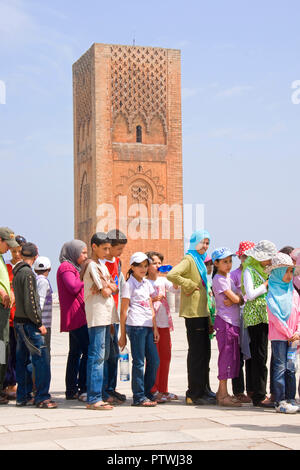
[294,253,300,291]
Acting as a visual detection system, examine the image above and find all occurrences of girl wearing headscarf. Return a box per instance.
[241,240,277,408]
[292,251,300,296]
[266,253,300,414]
[57,240,89,401]
[167,230,215,405]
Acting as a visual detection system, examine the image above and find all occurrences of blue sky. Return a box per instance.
[1,0,300,286]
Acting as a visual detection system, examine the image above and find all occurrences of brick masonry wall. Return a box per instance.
[73,43,184,270]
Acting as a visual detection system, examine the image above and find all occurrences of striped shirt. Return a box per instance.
[36,275,53,328]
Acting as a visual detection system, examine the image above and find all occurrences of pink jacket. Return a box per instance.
[267,289,300,341]
[57,261,87,332]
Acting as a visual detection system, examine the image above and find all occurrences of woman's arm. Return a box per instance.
[243,269,268,301]
[149,297,160,343]
[167,258,199,294]
[60,269,84,296]
[118,297,129,350]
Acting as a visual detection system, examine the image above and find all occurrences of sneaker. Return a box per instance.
[287,399,300,412]
[275,400,298,414]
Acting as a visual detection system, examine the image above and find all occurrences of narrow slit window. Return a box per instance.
[136,125,142,143]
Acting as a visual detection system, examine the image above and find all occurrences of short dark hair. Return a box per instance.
[21,242,38,258]
[279,246,294,256]
[34,268,50,275]
[106,229,127,247]
[90,232,111,247]
[146,251,164,263]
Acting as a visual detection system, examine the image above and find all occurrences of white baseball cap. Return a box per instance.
[33,256,51,271]
[130,252,149,265]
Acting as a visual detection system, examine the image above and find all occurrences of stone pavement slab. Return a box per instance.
[1,304,300,451]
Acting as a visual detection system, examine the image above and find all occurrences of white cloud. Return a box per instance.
[215,85,254,98]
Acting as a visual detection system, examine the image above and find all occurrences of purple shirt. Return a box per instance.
[57,261,87,332]
[212,273,240,327]
[230,267,242,295]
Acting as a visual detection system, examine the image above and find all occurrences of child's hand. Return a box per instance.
[185,287,200,296]
[0,290,10,309]
[39,325,47,336]
[118,335,127,350]
[152,294,164,302]
[224,298,233,307]
[91,285,100,295]
[153,328,160,343]
[101,287,113,298]
[289,333,300,342]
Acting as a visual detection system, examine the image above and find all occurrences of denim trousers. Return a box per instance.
[126,325,160,404]
[15,323,51,404]
[86,325,111,404]
[104,323,120,394]
[271,340,296,404]
[66,324,89,398]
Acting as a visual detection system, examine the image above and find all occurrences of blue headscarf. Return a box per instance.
[266,267,294,326]
[186,230,211,290]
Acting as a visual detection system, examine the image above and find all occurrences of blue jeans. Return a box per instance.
[104,323,119,394]
[86,325,111,404]
[126,326,160,404]
[271,340,296,404]
[66,324,89,398]
[15,323,51,404]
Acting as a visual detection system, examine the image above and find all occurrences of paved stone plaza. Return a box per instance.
[0,303,300,451]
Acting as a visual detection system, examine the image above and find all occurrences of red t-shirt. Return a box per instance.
[6,263,16,326]
[105,257,120,310]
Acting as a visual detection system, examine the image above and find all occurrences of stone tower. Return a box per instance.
[73,43,184,272]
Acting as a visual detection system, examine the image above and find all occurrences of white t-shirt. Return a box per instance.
[148,277,177,328]
[121,275,155,327]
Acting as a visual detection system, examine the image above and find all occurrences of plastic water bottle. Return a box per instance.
[158,265,173,273]
[287,341,298,372]
[119,346,130,381]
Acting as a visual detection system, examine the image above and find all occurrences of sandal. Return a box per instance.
[164,392,179,401]
[217,395,242,407]
[66,393,79,400]
[109,391,126,402]
[86,402,113,410]
[16,398,34,407]
[106,396,123,405]
[131,399,157,407]
[78,393,87,402]
[155,393,168,404]
[36,399,58,409]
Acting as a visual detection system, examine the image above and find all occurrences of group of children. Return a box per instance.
[1,225,300,415]
[208,240,300,414]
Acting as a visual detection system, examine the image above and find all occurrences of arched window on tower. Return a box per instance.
[136,125,142,143]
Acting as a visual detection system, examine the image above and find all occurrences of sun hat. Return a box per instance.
[130,252,149,265]
[265,252,300,275]
[236,241,255,257]
[244,240,277,262]
[33,256,51,271]
[0,227,19,248]
[211,247,236,264]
